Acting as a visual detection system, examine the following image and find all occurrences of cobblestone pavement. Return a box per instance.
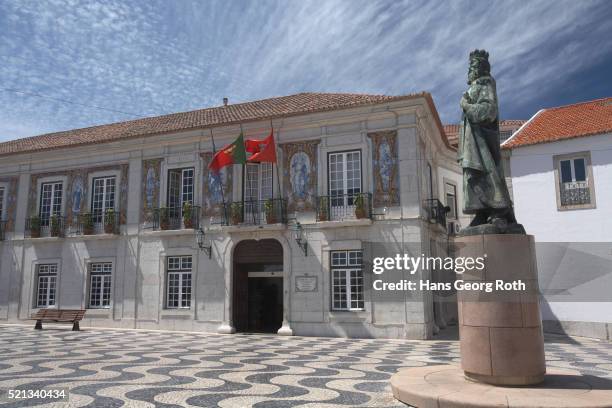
[0,325,611,407]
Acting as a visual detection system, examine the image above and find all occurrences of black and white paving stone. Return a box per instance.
[0,324,610,407]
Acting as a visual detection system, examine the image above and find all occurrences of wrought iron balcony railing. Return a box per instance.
[152,206,201,231]
[424,199,448,228]
[222,199,287,226]
[0,220,6,241]
[560,181,591,206]
[25,215,66,238]
[74,210,120,235]
[316,192,372,222]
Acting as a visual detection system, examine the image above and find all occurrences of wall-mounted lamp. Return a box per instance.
[290,222,308,256]
[196,228,212,258]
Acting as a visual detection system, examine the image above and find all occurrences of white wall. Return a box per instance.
[509,132,612,327]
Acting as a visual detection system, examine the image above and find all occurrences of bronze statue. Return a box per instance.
[458,50,524,235]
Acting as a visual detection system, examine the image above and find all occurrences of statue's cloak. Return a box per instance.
[458,76,512,213]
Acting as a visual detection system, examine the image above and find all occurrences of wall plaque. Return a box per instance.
[295,276,317,292]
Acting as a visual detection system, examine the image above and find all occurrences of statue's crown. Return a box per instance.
[469,49,489,62]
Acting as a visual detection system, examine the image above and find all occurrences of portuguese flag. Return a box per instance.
[208,133,247,172]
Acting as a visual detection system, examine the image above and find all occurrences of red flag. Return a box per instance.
[246,130,277,163]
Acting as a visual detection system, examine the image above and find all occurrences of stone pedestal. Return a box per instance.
[455,234,545,385]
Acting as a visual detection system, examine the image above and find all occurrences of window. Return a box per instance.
[331,250,364,311]
[168,168,194,209]
[554,153,595,209]
[0,186,4,220]
[445,182,458,219]
[426,163,433,200]
[244,163,273,222]
[39,182,63,225]
[328,151,361,220]
[36,264,58,308]
[245,163,273,202]
[167,168,194,227]
[91,176,116,223]
[89,263,112,308]
[166,256,192,309]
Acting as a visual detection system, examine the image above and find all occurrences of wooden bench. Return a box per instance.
[32,309,86,331]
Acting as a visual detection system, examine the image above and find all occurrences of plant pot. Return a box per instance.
[184,219,194,229]
[266,214,277,224]
[83,226,94,235]
[160,221,170,230]
[51,229,61,237]
[104,224,114,234]
[31,229,41,238]
[355,207,367,219]
[319,213,329,222]
[231,215,241,225]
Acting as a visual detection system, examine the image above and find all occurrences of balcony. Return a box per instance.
[0,220,6,241]
[25,215,67,238]
[424,199,448,228]
[74,210,120,235]
[152,205,201,231]
[316,193,372,222]
[222,199,287,226]
[560,181,591,206]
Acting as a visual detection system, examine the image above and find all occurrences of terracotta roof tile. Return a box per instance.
[0,92,445,156]
[503,98,612,149]
[444,120,525,148]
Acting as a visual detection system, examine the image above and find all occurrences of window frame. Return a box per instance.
[553,151,596,211]
[444,181,458,220]
[38,181,64,223]
[0,185,5,220]
[88,262,113,309]
[330,250,364,312]
[36,263,58,309]
[165,255,193,309]
[166,167,195,209]
[90,176,117,223]
[243,162,274,202]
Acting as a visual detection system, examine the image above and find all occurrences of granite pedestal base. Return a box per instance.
[391,365,612,408]
[455,234,545,386]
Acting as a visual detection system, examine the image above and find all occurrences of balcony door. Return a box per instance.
[39,182,63,227]
[244,163,273,223]
[91,176,116,226]
[328,151,361,220]
[167,168,194,228]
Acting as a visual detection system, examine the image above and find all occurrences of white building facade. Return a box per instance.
[504,98,612,339]
[0,93,463,339]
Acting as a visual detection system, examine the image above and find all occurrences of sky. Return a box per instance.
[1,0,611,142]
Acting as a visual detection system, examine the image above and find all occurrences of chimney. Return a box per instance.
[223,97,228,106]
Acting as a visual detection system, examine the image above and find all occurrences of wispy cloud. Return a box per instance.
[0,0,611,141]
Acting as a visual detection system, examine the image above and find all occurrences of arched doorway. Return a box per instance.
[233,239,284,333]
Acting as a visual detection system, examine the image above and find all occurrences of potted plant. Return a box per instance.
[104,209,116,234]
[318,196,329,221]
[82,213,94,235]
[30,216,41,238]
[264,199,276,224]
[230,202,242,225]
[354,193,367,219]
[159,207,170,230]
[50,215,61,237]
[182,202,194,229]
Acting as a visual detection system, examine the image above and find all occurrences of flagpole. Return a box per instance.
[209,128,225,213]
[271,119,282,200]
[240,124,245,208]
